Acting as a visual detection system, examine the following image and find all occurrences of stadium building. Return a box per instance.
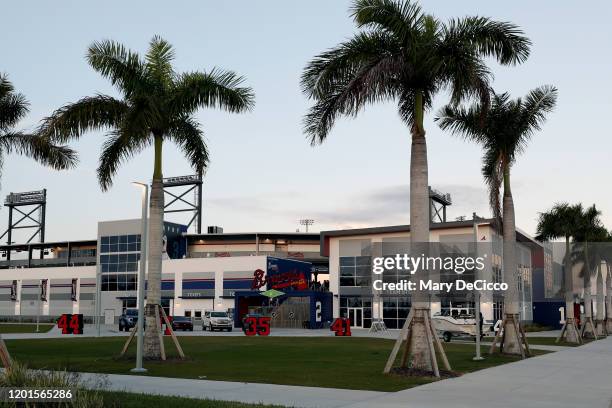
[0,186,563,329]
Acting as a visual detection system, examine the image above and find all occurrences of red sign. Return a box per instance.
[57,313,83,335]
[251,269,267,290]
[243,316,271,336]
[267,270,308,291]
[330,318,351,336]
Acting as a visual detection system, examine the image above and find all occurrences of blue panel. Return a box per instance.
[266,257,311,291]
[532,301,565,329]
[223,279,252,289]
[182,279,215,289]
[161,281,175,290]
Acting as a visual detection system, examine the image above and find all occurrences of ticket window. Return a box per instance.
[194,310,202,321]
[185,310,192,317]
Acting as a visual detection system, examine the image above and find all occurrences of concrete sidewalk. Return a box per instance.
[78,372,384,408]
[71,336,612,408]
[347,335,612,408]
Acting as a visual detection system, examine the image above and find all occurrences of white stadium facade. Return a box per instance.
[0,210,565,329]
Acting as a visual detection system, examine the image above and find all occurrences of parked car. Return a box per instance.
[202,311,233,332]
[171,316,194,331]
[118,309,139,332]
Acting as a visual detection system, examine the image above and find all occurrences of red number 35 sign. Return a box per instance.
[57,313,84,335]
[243,316,271,336]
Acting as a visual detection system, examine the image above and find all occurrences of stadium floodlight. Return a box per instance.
[299,219,315,233]
[131,182,149,373]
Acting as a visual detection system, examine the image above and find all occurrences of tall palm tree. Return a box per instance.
[0,74,76,184]
[437,86,557,355]
[301,0,530,373]
[535,203,584,343]
[38,37,254,359]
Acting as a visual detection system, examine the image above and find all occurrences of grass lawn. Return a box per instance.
[526,336,595,347]
[100,391,283,408]
[6,336,547,392]
[0,323,54,334]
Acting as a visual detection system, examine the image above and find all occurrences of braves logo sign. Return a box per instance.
[251,269,267,290]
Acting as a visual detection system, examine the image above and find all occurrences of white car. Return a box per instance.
[202,311,233,332]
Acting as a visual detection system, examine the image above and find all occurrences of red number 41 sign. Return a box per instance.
[330,318,351,336]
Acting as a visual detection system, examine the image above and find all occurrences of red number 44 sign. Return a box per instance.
[57,313,83,335]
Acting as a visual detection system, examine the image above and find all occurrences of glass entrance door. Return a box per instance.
[348,307,363,328]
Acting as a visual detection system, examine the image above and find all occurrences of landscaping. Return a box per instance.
[5,336,547,392]
[0,323,54,334]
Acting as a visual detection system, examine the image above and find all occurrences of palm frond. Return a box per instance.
[301,31,403,143]
[351,0,424,45]
[301,30,401,100]
[38,95,128,143]
[87,40,148,97]
[0,132,77,170]
[519,85,558,135]
[167,116,209,175]
[0,91,29,131]
[443,16,531,65]
[435,103,486,142]
[0,74,14,99]
[171,69,254,115]
[145,36,175,88]
[97,129,151,191]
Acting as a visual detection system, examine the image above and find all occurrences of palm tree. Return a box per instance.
[301,0,530,373]
[0,73,76,369]
[0,74,76,184]
[437,86,557,355]
[535,203,584,343]
[38,37,254,359]
[573,205,605,338]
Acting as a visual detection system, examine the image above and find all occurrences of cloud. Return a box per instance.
[205,183,492,232]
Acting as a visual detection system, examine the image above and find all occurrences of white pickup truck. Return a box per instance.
[202,310,233,332]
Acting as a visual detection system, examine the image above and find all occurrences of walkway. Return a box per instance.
[68,335,612,408]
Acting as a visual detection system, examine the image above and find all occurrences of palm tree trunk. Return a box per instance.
[606,264,612,333]
[596,264,605,335]
[408,92,432,371]
[144,134,164,359]
[582,242,594,337]
[501,166,522,355]
[563,237,579,343]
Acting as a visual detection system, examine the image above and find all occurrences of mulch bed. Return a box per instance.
[389,367,460,379]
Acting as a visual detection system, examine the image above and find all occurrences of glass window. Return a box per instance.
[340,277,355,286]
[127,275,137,291]
[339,257,355,267]
[356,256,371,266]
[101,236,109,245]
[109,236,118,244]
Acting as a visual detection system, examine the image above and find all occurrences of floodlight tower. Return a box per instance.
[299,219,315,233]
[0,190,47,260]
[162,174,203,233]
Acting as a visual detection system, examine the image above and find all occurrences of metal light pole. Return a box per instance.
[131,182,148,373]
[473,220,484,361]
[299,219,314,233]
[36,280,41,333]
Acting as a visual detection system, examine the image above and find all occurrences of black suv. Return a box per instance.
[118,309,139,332]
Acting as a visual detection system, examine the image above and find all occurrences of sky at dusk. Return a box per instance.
[1,1,611,242]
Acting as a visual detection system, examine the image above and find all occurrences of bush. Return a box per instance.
[0,362,111,407]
